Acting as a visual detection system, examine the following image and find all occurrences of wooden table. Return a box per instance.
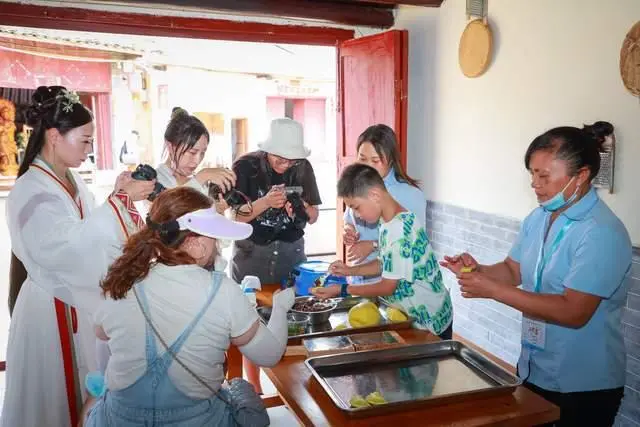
[264,328,559,426]
[238,284,560,425]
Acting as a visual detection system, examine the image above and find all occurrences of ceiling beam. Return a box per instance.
[102,0,395,28]
[0,2,355,46]
[331,0,443,5]
[0,35,140,61]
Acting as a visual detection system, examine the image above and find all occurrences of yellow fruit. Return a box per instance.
[349,394,371,408]
[386,307,408,322]
[348,301,382,328]
[365,391,387,405]
[460,266,475,273]
[333,322,348,331]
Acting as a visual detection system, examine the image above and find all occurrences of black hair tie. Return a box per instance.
[145,215,181,245]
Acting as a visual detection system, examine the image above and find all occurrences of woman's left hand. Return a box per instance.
[196,167,237,192]
[347,241,374,264]
[458,271,504,299]
[311,285,341,299]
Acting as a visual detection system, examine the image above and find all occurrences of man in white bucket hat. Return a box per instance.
[258,117,311,161]
[230,117,321,392]
[231,117,321,284]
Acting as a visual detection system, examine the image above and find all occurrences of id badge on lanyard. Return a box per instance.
[521,217,574,352]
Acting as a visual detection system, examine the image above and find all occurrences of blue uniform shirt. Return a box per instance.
[509,187,632,393]
[344,168,426,265]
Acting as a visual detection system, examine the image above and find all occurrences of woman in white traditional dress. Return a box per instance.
[2,86,155,427]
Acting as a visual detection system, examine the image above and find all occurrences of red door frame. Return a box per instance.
[0,3,408,371]
[0,0,357,375]
[335,30,409,260]
[0,2,354,45]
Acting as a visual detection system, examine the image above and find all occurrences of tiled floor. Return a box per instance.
[259,370,301,426]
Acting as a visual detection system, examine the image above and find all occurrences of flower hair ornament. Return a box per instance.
[59,89,81,113]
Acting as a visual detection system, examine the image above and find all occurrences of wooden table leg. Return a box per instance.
[226,344,243,380]
[262,393,284,408]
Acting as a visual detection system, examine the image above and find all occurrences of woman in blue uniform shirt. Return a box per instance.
[343,124,425,284]
[441,121,631,427]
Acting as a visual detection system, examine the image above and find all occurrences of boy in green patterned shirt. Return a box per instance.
[312,164,453,338]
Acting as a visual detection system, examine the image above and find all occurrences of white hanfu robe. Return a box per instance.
[1,158,140,427]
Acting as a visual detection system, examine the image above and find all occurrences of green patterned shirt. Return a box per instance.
[379,212,453,336]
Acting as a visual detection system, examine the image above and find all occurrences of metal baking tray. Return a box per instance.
[305,340,522,418]
[257,297,413,340]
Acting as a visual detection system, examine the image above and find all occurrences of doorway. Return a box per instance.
[0,7,409,420]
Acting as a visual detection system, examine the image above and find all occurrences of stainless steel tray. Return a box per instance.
[305,340,522,418]
[257,297,413,340]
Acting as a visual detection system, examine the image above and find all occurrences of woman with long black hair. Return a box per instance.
[343,124,426,284]
[3,86,154,427]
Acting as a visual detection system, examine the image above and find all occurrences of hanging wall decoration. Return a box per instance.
[620,21,640,97]
[459,0,493,78]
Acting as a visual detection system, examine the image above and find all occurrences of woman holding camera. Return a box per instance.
[3,86,154,427]
[231,118,321,393]
[153,107,237,209]
[231,118,321,285]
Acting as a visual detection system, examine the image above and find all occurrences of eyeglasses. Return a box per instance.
[270,154,300,167]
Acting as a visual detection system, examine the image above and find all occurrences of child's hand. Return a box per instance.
[329,260,351,276]
[311,285,341,299]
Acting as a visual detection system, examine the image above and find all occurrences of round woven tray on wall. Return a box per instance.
[459,19,493,78]
[621,21,640,96]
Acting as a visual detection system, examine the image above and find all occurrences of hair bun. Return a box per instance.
[26,86,68,127]
[583,121,614,152]
[171,107,189,120]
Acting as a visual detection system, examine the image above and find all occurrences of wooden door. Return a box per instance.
[336,29,408,259]
[232,118,248,161]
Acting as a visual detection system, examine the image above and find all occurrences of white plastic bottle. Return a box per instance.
[241,275,261,309]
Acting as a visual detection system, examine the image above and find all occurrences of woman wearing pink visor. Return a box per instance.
[82,187,295,427]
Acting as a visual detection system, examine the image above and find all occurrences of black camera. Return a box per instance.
[131,164,166,201]
[209,183,252,216]
[284,186,309,229]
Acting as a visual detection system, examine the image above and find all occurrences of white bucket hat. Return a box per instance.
[258,118,311,159]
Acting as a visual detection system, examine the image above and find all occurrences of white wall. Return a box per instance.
[396,0,640,245]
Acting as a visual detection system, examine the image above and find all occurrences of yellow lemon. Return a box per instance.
[333,322,348,331]
[460,266,475,273]
[385,307,408,322]
[365,391,387,405]
[348,301,382,328]
[349,394,371,408]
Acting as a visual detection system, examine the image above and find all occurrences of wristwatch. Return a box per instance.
[340,283,350,298]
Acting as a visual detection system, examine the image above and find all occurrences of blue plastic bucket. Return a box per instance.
[284,260,347,296]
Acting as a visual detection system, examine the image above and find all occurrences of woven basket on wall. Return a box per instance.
[621,21,640,97]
